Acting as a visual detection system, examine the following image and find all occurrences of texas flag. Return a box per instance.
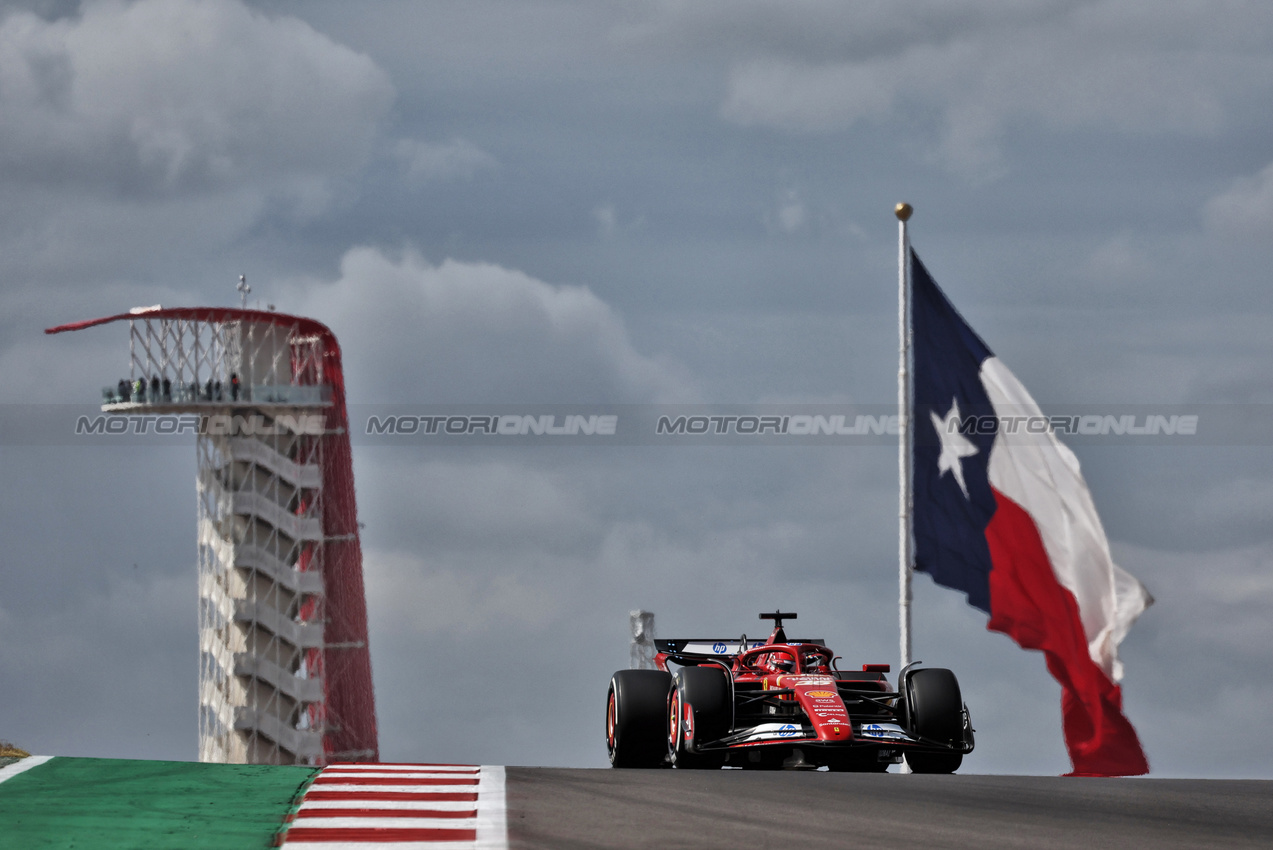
[910,250,1153,777]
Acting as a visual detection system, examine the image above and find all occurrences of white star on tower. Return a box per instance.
[930,398,979,499]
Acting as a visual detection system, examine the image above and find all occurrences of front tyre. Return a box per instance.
[904,668,965,775]
[905,750,963,774]
[607,670,672,768]
[668,666,729,769]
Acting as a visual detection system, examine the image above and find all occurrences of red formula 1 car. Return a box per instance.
[606,612,974,772]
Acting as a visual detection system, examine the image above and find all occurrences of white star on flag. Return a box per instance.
[930,398,979,499]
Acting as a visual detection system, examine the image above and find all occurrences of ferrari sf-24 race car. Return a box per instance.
[606,612,974,772]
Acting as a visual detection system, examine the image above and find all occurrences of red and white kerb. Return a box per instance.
[277,763,507,849]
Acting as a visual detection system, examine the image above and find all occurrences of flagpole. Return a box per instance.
[896,201,914,690]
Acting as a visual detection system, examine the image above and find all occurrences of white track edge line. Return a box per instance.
[474,765,507,850]
[0,755,53,785]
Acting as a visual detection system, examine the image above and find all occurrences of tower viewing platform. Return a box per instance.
[47,306,378,766]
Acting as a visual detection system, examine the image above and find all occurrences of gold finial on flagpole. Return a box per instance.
[895,202,913,222]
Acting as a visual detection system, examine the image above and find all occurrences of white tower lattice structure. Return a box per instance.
[48,306,378,765]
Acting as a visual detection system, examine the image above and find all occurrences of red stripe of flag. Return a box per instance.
[985,488,1150,776]
[282,827,477,842]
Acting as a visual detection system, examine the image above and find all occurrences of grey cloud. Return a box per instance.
[291,245,697,404]
[393,138,498,184]
[0,445,197,759]
[1203,161,1273,237]
[366,547,565,640]
[614,1,1079,63]
[1114,542,1273,776]
[0,568,195,759]
[592,204,617,240]
[770,188,808,235]
[721,58,899,133]
[0,187,275,289]
[0,0,393,203]
[358,455,604,558]
[1079,235,1154,288]
[1189,477,1273,546]
[717,1,1269,177]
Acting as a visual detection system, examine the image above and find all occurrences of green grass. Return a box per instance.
[0,757,319,849]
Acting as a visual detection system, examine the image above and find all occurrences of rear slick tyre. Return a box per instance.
[607,670,671,768]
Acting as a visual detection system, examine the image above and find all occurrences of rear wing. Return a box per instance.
[655,638,825,659]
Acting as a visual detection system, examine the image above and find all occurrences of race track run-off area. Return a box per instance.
[2,757,1272,849]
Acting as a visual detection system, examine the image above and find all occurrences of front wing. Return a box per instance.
[692,683,974,765]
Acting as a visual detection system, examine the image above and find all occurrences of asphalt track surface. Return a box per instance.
[506,768,1273,850]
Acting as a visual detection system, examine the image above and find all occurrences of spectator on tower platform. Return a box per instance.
[134,377,145,401]
[204,378,213,401]
[230,372,240,401]
[118,378,130,403]
[150,375,160,402]
[162,377,171,402]
[214,379,222,401]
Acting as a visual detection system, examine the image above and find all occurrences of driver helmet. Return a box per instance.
[803,652,829,672]
[769,653,794,673]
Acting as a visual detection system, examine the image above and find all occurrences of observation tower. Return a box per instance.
[47,306,378,765]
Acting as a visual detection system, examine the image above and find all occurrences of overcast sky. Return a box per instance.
[3,0,1273,778]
